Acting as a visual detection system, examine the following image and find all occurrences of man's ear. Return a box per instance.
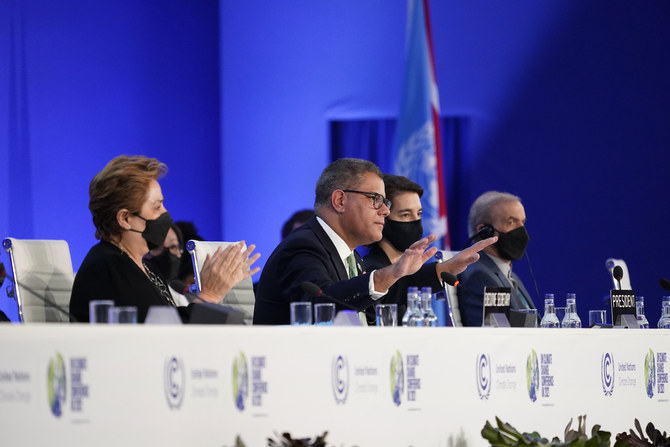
[116,209,132,230]
[331,190,346,214]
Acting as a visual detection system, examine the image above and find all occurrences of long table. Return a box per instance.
[1,325,668,446]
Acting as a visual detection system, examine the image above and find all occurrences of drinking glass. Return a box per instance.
[314,303,336,325]
[89,300,114,323]
[290,302,313,325]
[108,306,138,324]
[589,310,607,327]
[375,304,398,327]
[519,308,538,327]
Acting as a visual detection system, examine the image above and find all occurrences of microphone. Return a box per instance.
[612,265,623,290]
[300,282,358,311]
[660,278,670,291]
[440,272,461,288]
[2,268,77,322]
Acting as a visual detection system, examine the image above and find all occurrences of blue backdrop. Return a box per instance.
[1,0,669,325]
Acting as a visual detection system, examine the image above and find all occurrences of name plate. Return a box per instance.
[483,287,511,327]
[610,289,636,327]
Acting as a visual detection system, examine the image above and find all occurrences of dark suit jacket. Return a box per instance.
[458,252,535,327]
[70,240,173,323]
[363,244,443,322]
[253,216,375,325]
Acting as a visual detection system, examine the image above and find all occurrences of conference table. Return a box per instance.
[0,325,668,446]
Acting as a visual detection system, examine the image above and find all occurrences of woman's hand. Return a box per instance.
[197,242,261,303]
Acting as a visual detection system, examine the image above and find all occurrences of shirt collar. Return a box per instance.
[316,216,355,267]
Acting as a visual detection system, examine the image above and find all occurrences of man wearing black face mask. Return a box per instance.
[458,191,536,326]
[363,175,495,323]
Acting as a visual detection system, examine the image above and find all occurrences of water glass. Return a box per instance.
[290,302,313,325]
[89,300,114,323]
[589,310,607,327]
[375,303,398,327]
[108,306,138,324]
[518,308,538,327]
[314,303,336,325]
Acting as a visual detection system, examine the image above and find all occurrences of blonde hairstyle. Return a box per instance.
[89,155,167,240]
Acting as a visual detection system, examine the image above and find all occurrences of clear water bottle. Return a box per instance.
[635,296,650,329]
[401,287,422,327]
[657,296,670,329]
[539,294,560,328]
[420,287,438,327]
[561,293,582,328]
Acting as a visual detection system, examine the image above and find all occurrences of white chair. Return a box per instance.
[2,238,74,323]
[605,258,632,290]
[437,250,462,327]
[186,240,255,324]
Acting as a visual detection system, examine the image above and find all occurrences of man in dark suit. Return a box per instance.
[254,158,445,325]
[458,191,536,326]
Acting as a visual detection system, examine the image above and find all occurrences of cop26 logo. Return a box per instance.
[390,350,404,406]
[601,353,614,396]
[645,349,656,399]
[331,355,349,404]
[164,357,185,410]
[526,349,539,402]
[47,353,67,417]
[232,352,249,411]
[476,354,491,400]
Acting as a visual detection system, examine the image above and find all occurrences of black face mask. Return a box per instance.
[131,211,173,250]
[495,226,530,261]
[382,218,423,252]
[145,249,181,281]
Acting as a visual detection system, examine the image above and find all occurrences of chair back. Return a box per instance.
[605,258,632,290]
[437,250,462,327]
[2,238,74,323]
[186,240,254,324]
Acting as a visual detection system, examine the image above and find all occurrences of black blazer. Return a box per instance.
[70,241,172,323]
[458,252,535,326]
[253,216,374,325]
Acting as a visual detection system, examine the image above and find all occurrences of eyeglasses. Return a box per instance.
[341,190,392,210]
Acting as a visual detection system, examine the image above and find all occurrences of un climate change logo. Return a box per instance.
[476,354,491,400]
[331,355,349,404]
[645,349,656,399]
[390,350,404,407]
[47,353,67,417]
[526,349,539,402]
[601,353,614,396]
[232,352,249,411]
[164,357,185,410]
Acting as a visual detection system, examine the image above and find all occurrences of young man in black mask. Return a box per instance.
[458,191,535,326]
[363,175,495,322]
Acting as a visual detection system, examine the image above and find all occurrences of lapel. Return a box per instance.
[306,217,349,281]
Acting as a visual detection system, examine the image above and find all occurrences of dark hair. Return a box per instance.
[382,174,423,202]
[314,158,382,210]
[89,155,167,240]
[281,209,314,239]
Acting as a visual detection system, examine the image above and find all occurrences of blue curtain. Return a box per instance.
[329,117,471,248]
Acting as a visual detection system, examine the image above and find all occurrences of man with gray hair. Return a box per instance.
[458,191,536,326]
[253,158,489,325]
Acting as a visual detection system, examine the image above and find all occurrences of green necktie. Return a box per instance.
[346,253,358,279]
